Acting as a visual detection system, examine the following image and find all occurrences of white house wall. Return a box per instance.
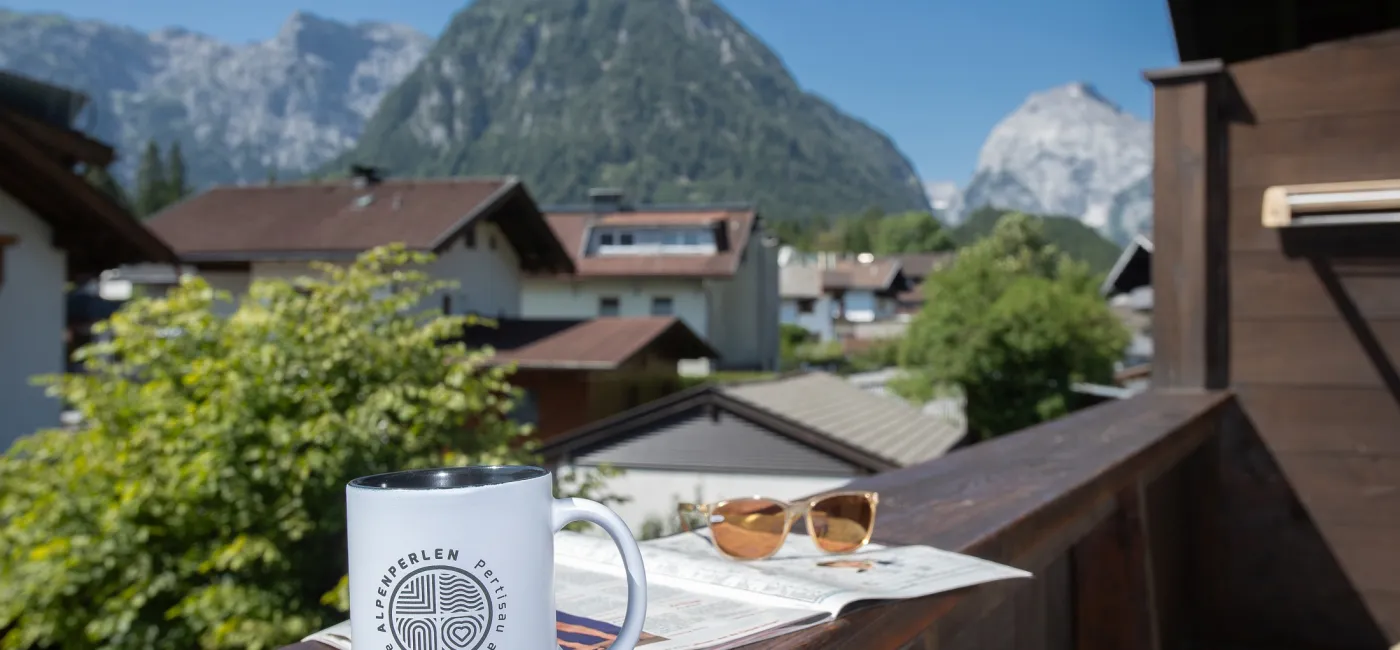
[521,277,709,339]
[780,295,836,342]
[567,465,851,539]
[841,289,879,323]
[429,223,522,317]
[183,222,524,317]
[0,190,66,450]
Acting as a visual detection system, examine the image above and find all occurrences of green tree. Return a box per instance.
[165,141,191,205]
[836,216,874,254]
[898,213,1128,440]
[135,139,167,218]
[84,164,131,210]
[0,245,574,650]
[873,211,954,254]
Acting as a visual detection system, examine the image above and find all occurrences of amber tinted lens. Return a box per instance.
[710,498,790,559]
[809,494,875,553]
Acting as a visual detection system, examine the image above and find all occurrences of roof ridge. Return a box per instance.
[542,201,756,214]
[199,175,518,192]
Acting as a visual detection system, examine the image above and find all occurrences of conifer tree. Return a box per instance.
[164,141,190,205]
[134,139,166,217]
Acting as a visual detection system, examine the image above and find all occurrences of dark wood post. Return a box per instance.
[1143,60,1230,390]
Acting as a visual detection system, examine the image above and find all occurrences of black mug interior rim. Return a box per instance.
[349,465,548,490]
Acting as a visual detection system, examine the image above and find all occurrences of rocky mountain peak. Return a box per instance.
[0,9,430,187]
[958,82,1152,244]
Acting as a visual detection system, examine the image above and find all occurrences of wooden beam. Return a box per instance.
[1144,63,1230,390]
[0,118,175,271]
[0,108,115,168]
[1072,483,1159,650]
[0,234,16,288]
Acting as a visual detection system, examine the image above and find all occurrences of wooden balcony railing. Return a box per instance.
[282,389,1233,650]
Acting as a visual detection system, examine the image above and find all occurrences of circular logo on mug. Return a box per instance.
[387,565,493,650]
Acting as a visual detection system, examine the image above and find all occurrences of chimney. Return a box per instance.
[588,187,626,213]
[350,164,385,189]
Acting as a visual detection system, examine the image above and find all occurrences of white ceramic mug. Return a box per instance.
[346,465,648,650]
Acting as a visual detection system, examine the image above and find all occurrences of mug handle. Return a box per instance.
[551,497,649,650]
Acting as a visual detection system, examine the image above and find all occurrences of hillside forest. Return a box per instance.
[769,205,1122,273]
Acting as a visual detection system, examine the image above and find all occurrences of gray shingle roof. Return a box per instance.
[721,371,965,468]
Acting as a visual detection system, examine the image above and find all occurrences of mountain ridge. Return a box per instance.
[337,0,931,218]
[0,8,431,186]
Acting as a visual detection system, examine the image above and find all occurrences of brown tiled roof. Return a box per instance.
[487,317,717,370]
[145,178,574,273]
[540,207,757,278]
[821,258,902,291]
[891,252,955,278]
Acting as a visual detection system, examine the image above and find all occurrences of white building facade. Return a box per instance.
[523,201,780,372]
[0,191,68,449]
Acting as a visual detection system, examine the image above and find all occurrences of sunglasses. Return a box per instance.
[676,491,879,561]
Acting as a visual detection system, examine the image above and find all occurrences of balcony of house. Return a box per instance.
[282,385,1393,650]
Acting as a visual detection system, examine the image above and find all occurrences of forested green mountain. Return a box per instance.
[952,207,1122,273]
[337,0,931,218]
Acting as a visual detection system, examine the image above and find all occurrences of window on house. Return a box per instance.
[463,226,476,249]
[442,294,452,315]
[682,231,700,246]
[651,296,674,316]
[599,296,621,317]
[600,232,615,246]
[510,389,539,426]
[797,298,816,314]
[619,232,634,245]
[661,231,682,246]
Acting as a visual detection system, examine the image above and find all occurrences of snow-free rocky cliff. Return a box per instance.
[0,9,430,186]
[954,82,1153,245]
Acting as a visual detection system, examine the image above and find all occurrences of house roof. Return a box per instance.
[890,252,955,279]
[145,177,575,273]
[0,76,175,276]
[1100,233,1153,297]
[0,71,88,128]
[821,258,904,292]
[723,372,963,466]
[779,265,823,299]
[1166,0,1400,64]
[481,316,717,370]
[539,205,758,278]
[539,370,965,471]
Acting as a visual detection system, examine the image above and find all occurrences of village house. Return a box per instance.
[778,249,913,342]
[538,371,968,537]
[889,251,956,316]
[0,70,177,449]
[144,171,717,439]
[521,189,781,373]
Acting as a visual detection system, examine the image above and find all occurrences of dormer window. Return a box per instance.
[589,227,716,256]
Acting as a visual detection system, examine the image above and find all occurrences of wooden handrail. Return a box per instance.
[748,389,1232,649]
[278,389,1232,650]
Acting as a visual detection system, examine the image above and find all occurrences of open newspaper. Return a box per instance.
[304,530,1031,650]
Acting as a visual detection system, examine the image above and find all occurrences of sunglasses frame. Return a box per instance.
[676,490,880,561]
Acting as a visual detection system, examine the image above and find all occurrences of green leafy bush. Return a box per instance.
[0,245,571,649]
[899,214,1128,439]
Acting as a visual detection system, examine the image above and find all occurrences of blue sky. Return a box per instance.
[4,0,1179,185]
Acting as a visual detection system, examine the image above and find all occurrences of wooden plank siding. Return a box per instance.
[1217,27,1400,645]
